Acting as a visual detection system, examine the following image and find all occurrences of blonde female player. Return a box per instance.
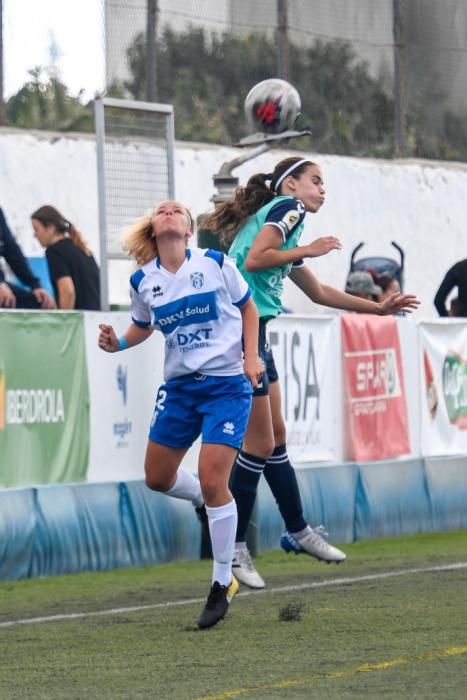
[98,201,263,628]
[202,156,419,588]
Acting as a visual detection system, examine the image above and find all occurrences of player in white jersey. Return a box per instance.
[98,201,263,629]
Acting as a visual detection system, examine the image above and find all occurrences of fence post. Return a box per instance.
[393,0,406,157]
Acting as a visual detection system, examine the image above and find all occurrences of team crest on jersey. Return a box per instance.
[190,272,204,289]
[282,209,300,231]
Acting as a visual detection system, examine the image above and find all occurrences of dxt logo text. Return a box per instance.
[176,328,213,346]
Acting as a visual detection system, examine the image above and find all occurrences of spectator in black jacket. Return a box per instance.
[434,259,467,317]
[0,208,55,309]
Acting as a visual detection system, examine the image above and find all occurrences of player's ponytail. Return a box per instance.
[200,172,275,247]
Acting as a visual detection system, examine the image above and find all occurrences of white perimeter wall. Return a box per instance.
[1,127,467,316]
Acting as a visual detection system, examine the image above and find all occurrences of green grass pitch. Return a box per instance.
[1,530,466,699]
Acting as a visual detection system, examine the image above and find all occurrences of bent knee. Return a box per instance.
[243,437,275,460]
[145,470,171,492]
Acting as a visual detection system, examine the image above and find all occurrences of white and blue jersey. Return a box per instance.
[129,247,253,449]
[130,247,251,381]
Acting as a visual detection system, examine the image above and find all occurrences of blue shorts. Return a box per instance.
[253,319,279,398]
[149,373,253,449]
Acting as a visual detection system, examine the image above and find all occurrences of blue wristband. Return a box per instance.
[118,336,128,351]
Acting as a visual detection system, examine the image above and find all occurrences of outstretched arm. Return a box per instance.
[290,265,420,315]
[98,322,153,352]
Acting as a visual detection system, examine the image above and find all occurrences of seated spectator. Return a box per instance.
[0,207,55,309]
[31,206,101,310]
[345,271,382,302]
[434,259,467,317]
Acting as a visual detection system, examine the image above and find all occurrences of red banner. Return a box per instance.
[341,314,410,461]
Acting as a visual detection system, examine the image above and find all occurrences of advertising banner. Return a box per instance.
[84,313,176,482]
[341,314,410,461]
[268,315,339,463]
[419,321,467,456]
[0,312,89,487]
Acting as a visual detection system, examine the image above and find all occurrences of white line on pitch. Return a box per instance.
[1,562,466,630]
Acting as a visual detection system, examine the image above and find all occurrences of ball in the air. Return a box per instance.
[244,78,301,134]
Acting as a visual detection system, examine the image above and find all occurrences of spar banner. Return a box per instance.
[419,321,467,456]
[341,314,410,461]
[0,312,89,487]
[268,315,338,463]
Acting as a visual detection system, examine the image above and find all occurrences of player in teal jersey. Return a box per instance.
[202,157,419,588]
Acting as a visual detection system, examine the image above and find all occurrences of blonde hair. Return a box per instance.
[121,212,156,267]
[121,201,194,267]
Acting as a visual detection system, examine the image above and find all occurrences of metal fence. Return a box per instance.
[94,96,175,308]
[103,0,467,160]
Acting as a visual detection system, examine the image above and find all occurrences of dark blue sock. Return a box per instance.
[263,444,307,532]
[230,450,266,542]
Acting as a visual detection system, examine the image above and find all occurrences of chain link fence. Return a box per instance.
[103,0,467,159]
[94,96,175,307]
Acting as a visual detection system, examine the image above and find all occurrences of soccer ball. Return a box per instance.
[244,79,302,135]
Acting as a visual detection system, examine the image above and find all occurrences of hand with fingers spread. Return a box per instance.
[303,236,342,259]
[98,323,120,353]
[378,292,420,316]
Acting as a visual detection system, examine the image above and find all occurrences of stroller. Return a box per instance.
[348,241,405,294]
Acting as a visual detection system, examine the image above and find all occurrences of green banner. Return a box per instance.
[0,312,89,487]
[442,351,467,428]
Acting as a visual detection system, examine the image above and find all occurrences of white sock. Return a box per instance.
[165,467,203,507]
[206,500,238,587]
[291,525,312,540]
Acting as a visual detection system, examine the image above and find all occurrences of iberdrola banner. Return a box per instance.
[419,321,467,456]
[0,312,89,487]
[341,314,410,461]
